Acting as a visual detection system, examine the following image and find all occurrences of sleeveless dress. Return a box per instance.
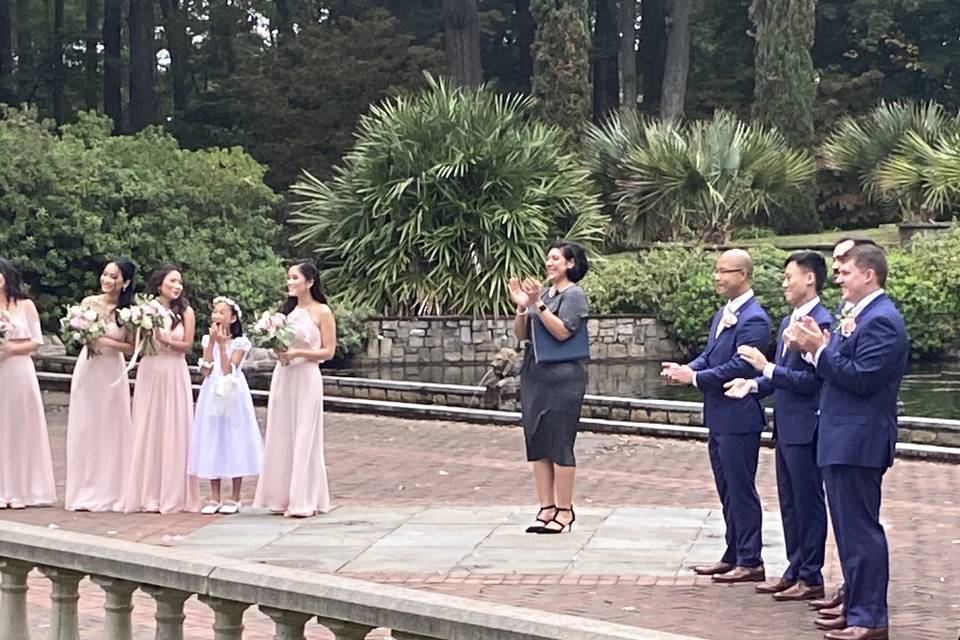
[123,321,201,513]
[187,335,264,479]
[65,316,132,511]
[0,302,56,506]
[253,306,330,516]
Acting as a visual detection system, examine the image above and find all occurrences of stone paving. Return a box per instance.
[1,390,958,639]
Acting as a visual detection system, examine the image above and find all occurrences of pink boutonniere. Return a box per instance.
[720,309,738,330]
[840,316,857,338]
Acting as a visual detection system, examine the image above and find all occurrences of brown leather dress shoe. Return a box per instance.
[772,580,825,601]
[814,615,847,631]
[693,561,734,576]
[712,565,765,583]
[824,626,889,640]
[818,604,844,618]
[809,586,844,610]
[755,577,795,594]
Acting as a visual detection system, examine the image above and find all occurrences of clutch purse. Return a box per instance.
[531,314,590,364]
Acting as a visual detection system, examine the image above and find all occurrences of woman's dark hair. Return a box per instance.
[109,259,138,325]
[548,241,590,283]
[146,265,188,328]
[280,260,328,315]
[0,258,30,303]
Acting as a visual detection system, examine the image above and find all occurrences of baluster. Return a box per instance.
[317,617,374,640]
[0,559,34,640]
[91,576,138,640]
[198,596,249,640]
[142,586,191,640]
[39,567,85,640]
[259,606,313,640]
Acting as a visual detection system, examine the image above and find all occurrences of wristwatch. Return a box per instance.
[537,302,547,313]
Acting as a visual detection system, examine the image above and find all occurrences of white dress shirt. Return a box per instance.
[761,295,822,380]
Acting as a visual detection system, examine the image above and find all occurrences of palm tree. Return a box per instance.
[821,101,960,223]
[605,110,814,243]
[289,74,606,317]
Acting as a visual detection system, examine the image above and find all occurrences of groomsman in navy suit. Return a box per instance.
[724,251,833,601]
[789,243,908,640]
[661,249,771,583]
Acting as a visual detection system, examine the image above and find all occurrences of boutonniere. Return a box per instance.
[840,316,857,338]
[720,309,738,330]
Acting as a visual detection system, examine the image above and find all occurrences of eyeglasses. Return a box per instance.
[714,268,744,274]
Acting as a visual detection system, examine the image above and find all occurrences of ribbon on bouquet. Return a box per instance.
[109,326,146,387]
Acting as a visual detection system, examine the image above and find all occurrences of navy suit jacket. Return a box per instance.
[816,293,909,469]
[755,302,834,446]
[689,296,771,434]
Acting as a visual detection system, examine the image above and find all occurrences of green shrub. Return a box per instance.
[289,75,606,317]
[0,108,285,337]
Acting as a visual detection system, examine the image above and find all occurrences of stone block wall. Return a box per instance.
[361,315,680,365]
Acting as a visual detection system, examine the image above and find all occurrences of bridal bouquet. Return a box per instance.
[118,295,172,356]
[0,311,11,345]
[60,304,108,358]
[251,311,294,352]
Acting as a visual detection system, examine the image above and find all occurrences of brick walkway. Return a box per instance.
[2,391,958,639]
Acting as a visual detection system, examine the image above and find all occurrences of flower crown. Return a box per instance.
[212,296,242,320]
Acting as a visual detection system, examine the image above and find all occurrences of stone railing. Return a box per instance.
[0,521,695,640]
[361,315,681,365]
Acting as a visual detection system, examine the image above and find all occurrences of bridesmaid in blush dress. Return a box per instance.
[65,259,137,512]
[253,260,336,517]
[0,258,56,509]
[123,266,201,514]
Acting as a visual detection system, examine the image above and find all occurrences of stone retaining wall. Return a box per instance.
[362,315,681,365]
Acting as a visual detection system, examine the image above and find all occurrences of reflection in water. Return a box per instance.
[337,360,960,419]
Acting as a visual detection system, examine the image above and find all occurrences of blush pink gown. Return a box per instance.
[0,301,56,506]
[65,317,132,511]
[123,322,200,513]
[253,306,330,516]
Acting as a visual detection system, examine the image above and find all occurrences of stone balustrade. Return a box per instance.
[0,521,694,640]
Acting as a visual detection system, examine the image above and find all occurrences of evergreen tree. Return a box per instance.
[751,0,821,232]
[531,0,591,134]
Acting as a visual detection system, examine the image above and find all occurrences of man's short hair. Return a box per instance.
[840,243,888,287]
[785,251,828,292]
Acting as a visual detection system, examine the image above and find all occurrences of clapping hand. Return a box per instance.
[789,316,831,354]
[737,345,768,372]
[521,278,543,305]
[508,277,530,308]
[661,361,694,385]
[723,378,754,399]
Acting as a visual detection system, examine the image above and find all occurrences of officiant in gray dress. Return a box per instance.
[510,240,590,535]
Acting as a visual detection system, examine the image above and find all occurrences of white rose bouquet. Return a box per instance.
[118,295,172,356]
[0,310,11,346]
[59,304,108,358]
[251,311,295,352]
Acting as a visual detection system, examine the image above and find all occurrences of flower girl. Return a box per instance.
[188,296,264,514]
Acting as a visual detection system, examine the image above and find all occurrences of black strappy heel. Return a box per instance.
[535,506,575,534]
[525,504,557,533]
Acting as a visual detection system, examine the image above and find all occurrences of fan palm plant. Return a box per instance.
[289,74,605,316]
[612,110,815,243]
[821,101,960,222]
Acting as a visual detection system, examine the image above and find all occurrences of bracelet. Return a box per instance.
[516,306,528,316]
[197,358,214,369]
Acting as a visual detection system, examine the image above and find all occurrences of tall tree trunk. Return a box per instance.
[442,0,482,86]
[619,0,637,109]
[0,0,13,102]
[15,0,33,102]
[515,0,534,93]
[660,0,693,123]
[128,0,156,131]
[159,0,191,113]
[103,0,122,130]
[591,0,619,121]
[83,0,99,110]
[274,0,292,45]
[638,0,665,114]
[52,0,66,124]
